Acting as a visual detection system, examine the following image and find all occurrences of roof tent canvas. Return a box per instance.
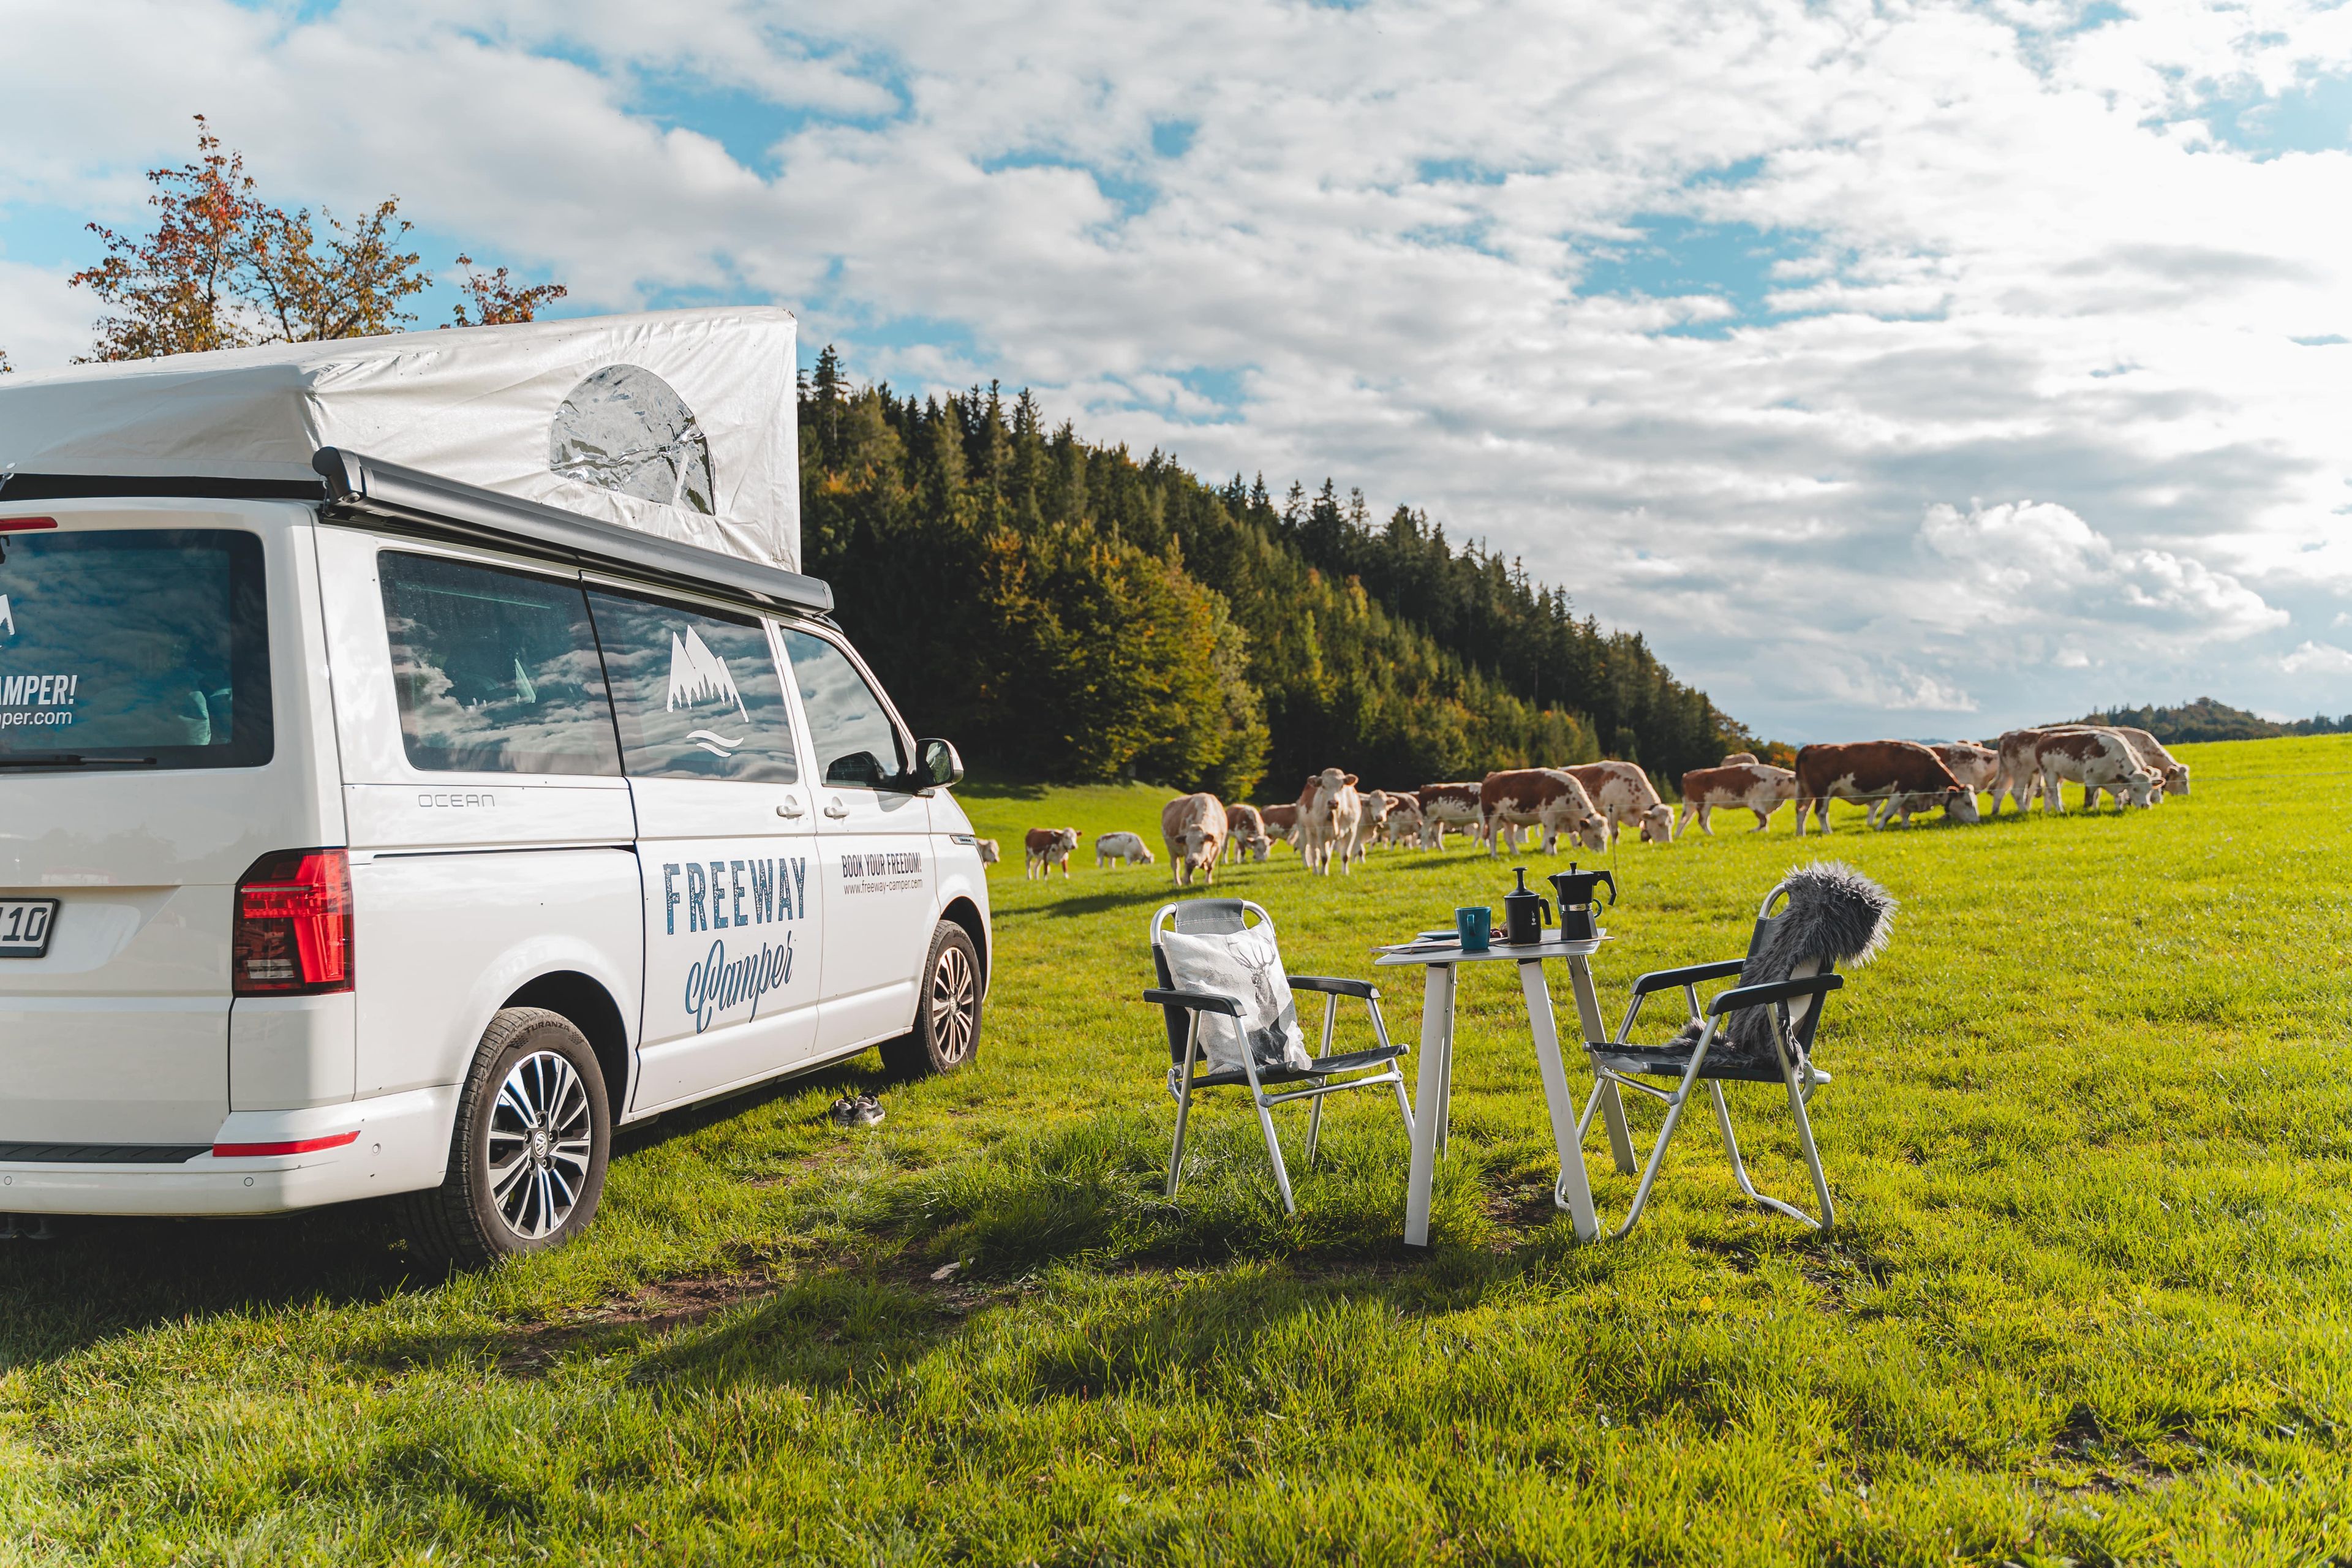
[0,307,803,571]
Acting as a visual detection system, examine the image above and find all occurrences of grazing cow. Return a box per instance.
[1260,802,1302,853]
[1871,741,2004,827]
[974,838,1000,865]
[1793,742,1980,834]
[1096,831,1156,868]
[1720,752,1760,767]
[1565,761,1676,845]
[1024,827,1082,878]
[1480,769,1607,855]
[1989,729,2060,814]
[1677,763,1798,835]
[2030,729,2154,813]
[1300,768,1363,875]
[1417,782,1485,849]
[1382,792,1425,846]
[2112,726,2190,797]
[1161,794,1228,885]
[2042,725,2184,809]
[1224,802,1272,862]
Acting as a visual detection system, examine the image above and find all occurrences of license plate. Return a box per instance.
[0,898,59,958]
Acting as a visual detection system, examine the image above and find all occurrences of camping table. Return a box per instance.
[1374,932,1632,1247]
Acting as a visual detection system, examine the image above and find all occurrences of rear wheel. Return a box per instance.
[400,1007,611,1268]
[881,922,983,1079]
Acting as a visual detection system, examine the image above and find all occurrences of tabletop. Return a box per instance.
[1373,932,1611,967]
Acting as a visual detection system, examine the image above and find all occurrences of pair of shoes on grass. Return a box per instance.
[829,1093,884,1129]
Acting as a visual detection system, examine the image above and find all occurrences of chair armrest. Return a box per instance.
[1706,973,1844,1016]
[1630,958,1747,997]
[1287,974,1377,1000]
[1142,988,1243,1016]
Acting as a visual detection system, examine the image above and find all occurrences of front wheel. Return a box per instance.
[399,1007,611,1267]
[881,922,984,1079]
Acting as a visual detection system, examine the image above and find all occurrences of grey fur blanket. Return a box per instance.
[1674,862,1896,1064]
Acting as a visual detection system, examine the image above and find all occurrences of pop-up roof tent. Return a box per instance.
[0,307,804,574]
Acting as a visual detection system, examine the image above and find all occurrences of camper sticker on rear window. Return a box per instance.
[0,595,15,639]
[1,673,77,728]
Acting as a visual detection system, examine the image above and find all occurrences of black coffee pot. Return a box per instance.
[1547,864,1617,941]
[1501,866,1552,946]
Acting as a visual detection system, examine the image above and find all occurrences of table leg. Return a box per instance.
[1567,952,1636,1175]
[1518,960,1598,1242]
[1403,963,1455,1248]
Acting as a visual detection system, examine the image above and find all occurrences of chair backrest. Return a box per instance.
[1744,881,1834,1057]
[1149,899,1270,1064]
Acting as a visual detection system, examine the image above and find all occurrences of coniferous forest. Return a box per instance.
[798,349,1755,801]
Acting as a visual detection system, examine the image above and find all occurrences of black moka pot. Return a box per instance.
[1547,864,1617,941]
[1501,867,1552,946]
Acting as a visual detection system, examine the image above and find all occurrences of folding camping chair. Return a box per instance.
[1579,880,1844,1237]
[1143,899,1414,1213]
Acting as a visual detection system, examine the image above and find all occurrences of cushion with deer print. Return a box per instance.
[1158,925,1315,1078]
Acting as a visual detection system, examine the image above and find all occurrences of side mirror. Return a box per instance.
[913,737,963,791]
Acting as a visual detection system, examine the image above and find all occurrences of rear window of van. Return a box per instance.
[0,528,273,767]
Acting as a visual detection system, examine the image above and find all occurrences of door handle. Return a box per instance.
[775,797,804,819]
[823,797,850,819]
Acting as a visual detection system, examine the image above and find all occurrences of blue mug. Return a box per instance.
[1455,906,1493,952]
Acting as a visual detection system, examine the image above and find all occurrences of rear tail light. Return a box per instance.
[0,516,58,533]
[233,848,354,995]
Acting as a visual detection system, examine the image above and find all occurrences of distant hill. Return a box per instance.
[2077,697,2352,745]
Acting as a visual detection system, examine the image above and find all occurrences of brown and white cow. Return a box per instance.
[974,837,1001,865]
[1989,728,2059,814]
[2030,730,2154,813]
[1224,802,1273,862]
[1161,793,1228,885]
[1720,752,1760,767]
[1301,768,1363,875]
[1565,761,1676,845]
[1353,789,1392,865]
[1023,827,1082,878]
[1677,763,1797,835]
[1480,769,1607,855]
[1417,783,1484,849]
[1260,802,1302,853]
[2040,725,2183,808]
[1382,791,1425,846]
[1793,742,1979,834]
[1871,741,2002,827]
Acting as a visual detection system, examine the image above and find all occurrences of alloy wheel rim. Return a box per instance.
[486,1049,594,1239]
[930,943,977,1063]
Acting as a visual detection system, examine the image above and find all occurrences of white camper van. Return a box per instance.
[0,309,990,1262]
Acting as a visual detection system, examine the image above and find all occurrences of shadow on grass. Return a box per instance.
[0,1049,913,1369]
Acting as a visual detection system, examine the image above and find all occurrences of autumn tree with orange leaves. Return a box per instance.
[62,115,564,363]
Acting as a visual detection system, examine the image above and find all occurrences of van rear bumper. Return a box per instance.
[0,1086,454,1216]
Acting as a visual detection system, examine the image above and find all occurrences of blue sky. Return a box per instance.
[4,0,2350,739]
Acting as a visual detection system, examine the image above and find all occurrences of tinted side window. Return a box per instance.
[0,529,272,767]
[586,589,798,783]
[379,552,619,777]
[777,628,905,789]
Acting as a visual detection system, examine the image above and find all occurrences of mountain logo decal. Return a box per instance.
[666,625,748,756]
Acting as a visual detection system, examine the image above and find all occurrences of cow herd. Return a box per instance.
[1006,723,2190,886]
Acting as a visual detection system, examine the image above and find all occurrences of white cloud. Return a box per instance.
[2282,641,2352,676]
[5,0,2352,737]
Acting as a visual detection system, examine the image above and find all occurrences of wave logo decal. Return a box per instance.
[665,624,748,755]
[0,595,13,639]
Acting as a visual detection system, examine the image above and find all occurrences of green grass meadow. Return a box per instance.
[4,738,2351,1564]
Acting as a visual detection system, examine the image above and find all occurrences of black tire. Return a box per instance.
[880,922,984,1079]
[399,1007,611,1268]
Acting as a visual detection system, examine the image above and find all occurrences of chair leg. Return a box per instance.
[1611,1088,1695,1240]
[1305,1085,1326,1165]
[1782,1063,1836,1230]
[1253,1090,1297,1214]
[1166,1078,1196,1200]
[1709,1078,1831,1230]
